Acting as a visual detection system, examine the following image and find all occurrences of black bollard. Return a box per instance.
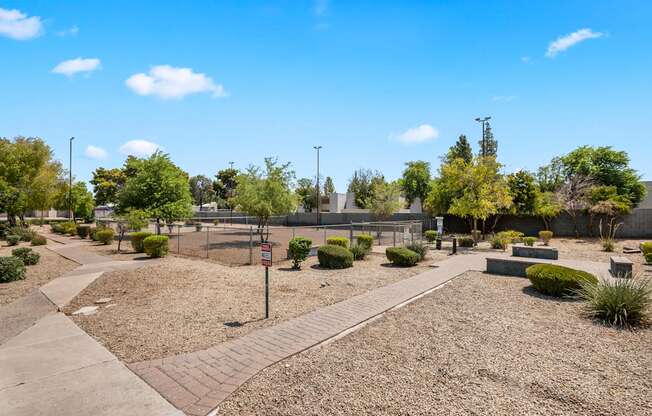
[436,238,442,250]
[452,237,457,254]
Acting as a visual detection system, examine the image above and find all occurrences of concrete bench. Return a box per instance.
[610,256,633,278]
[512,245,558,260]
[486,257,548,277]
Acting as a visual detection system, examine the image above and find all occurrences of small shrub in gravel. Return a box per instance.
[0,256,26,283]
[576,277,651,327]
[6,235,20,246]
[491,235,509,250]
[645,253,652,264]
[77,225,91,239]
[497,230,524,243]
[317,245,353,269]
[96,229,115,245]
[195,223,203,232]
[288,237,312,269]
[602,238,615,252]
[424,230,438,243]
[356,235,373,250]
[130,231,153,253]
[458,237,475,248]
[386,247,419,267]
[31,235,47,246]
[640,242,652,255]
[406,241,428,261]
[349,242,369,261]
[526,264,597,297]
[539,230,553,245]
[8,226,35,242]
[12,247,40,265]
[61,221,77,236]
[523,237,536,247]
[143,235,169,258]
[326,236,349,248]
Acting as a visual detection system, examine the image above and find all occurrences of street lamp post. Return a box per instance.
[313,146,322,225]
[475,116,491,157]
[229,161,234,170]
[68,137,74,220]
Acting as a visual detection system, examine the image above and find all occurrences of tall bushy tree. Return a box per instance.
[90,167,126,206]
[534,191,562,230]
[54,182,95,221]
[347,168,384,209]
[26,160,64,221]
[296,177,318,211]
[556,174,594,237]
[189,175,213,209]
[536,157,565,193]
[507,170,538,215]
[479,123,497,157]
[117,151,192,224]
[213,168,239,209]
[323,176,335,195]
[445,135,473,164]
[369,180,401,220]
[400,161,431,205]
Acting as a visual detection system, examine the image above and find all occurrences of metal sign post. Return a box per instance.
[261,242,272,319]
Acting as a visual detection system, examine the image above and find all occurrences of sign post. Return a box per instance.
[261,242,272,319]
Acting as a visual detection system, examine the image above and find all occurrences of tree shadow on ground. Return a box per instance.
[520,285,580,303]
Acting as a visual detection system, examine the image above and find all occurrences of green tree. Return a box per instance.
[347,168,383,209]
[114,209,149,253]
[296,178,318,211]
[536,157,565,193]
[90,167,126,206]
[445,134,473,164]
[213,168,239,209]
[54,182,95,221]
[323,176,335,195]
[478,123,497,157]
[507,170,538,215]
[369,180,401,220]
[534,191,562,230]
[26,159,64,221]
[400,161,431,205]
[230,158,296,240]
[117,151,192,225]
[189,175,213,209]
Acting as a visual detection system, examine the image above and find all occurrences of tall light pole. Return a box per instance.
[313,145,322,225]
[229,161,234,170]
[475,116,491,157]
[68,137,74,220]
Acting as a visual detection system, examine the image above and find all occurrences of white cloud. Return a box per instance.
[57,25,79,37]
[52,58,101,77]
[492,95,517,102]
[391,124,439,145]
[119,140,160,157]
[84,145,108,160]
[125,65,226,99]
[546,28,604,58]
[0,7,43,40]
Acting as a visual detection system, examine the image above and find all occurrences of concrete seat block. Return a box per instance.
[610,256,633,278]
[512,245,559,260]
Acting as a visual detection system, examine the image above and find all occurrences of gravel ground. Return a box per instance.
[0,242,78,305]
[66,251,446,362]
[82,240,151,261]
[218,271,652,416]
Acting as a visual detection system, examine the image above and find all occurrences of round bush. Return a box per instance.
[523,237,536,247]
[356,235,373,250]
[539,230,553,245]
[31,235,47,246]
[317,244,353,269]
[0,256,26,283]
[526,264,598,297]
[143,235,169,258]
[96,229,115,245]
[577,277,651,327]
[326,236,349,248]
[61,222,77,236]
[458,237,475,248]
[645,253,652,264]
[130,231,153,253]
[497,230,524,243]
[12,247,40,265]
[385,247,419,267]
[6,235,20,246]
[288,237,312,269]
[424,230,438,243]
[406,241,427,261]
[77,225,91,239]
[640,242,652,255]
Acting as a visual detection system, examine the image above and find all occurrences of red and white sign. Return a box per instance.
[261,242,272,267]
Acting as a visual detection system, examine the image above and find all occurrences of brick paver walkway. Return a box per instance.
[129,253,489,416]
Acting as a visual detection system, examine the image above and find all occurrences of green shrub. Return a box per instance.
[497,230,524,243]
[576,277,651,327]
[424,230,438,243]
[51,223,63,234]
[6,235,20,246]
[523,237,536,247]
[195,223,203,232]
[0,256,26,283]
[491,235,509,250]
[326,236,349,248]
[349,242,368,261]
[539,230,553,245]
[602,238,615,252]
[356,235,373,250]
[386,247,419,267]
[12,247,40,265]
[645,253,652,264]
[31,235,47,246]
[77,225,91,239]
[59,221,77,236]
[640,242,652,255]
[288,237,312,269]
[143,235,169,258]
[0,222,7,239]
[406,241,427,261]
[526,264,597,297]
[8,226,35,242]
[458,237,474,248]
[130,231,153,253]
[96,228,115,245]
[317,244,353,269]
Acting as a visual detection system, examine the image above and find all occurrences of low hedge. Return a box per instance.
[641,242,652,255]
[386,247,419,267]
[8,226,34,242]
[645,253,652,264]
[96,228,115,245]
[526,264,597,297]
[143,235,169,258]
[424,230,438,243]
[77,225,91,239]
[288,237,312,269]
[326,236,349,248]
[31,235,47,246]
[0,256,26,283]
[523,237,537,247]
[130,231,153,253]
[12,247,40,265]
[458,237,474,248]
[6,235,20,246]
[317,244,353,269]
[497,230,524,244]
[356,235,373,250]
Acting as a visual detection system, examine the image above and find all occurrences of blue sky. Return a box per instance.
[2,0,651,191]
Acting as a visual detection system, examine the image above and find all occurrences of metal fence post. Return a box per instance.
[393,225,396,246]
[292,227,295,239]
[206,227,209,258]
[411,225,414,244]
[323,227,327,245]
[249,226,253,265]
[177,225,180,254]
[349,222,353,242]
[377,225,381,246]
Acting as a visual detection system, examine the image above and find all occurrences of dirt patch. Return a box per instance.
[0,242,78,305]
[218,271,652,416]
[66,251,446,362]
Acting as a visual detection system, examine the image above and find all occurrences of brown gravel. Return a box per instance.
[0,242,78,305]
[82,240,151,261]
[66,251,447,363]
[218,271,652,416]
